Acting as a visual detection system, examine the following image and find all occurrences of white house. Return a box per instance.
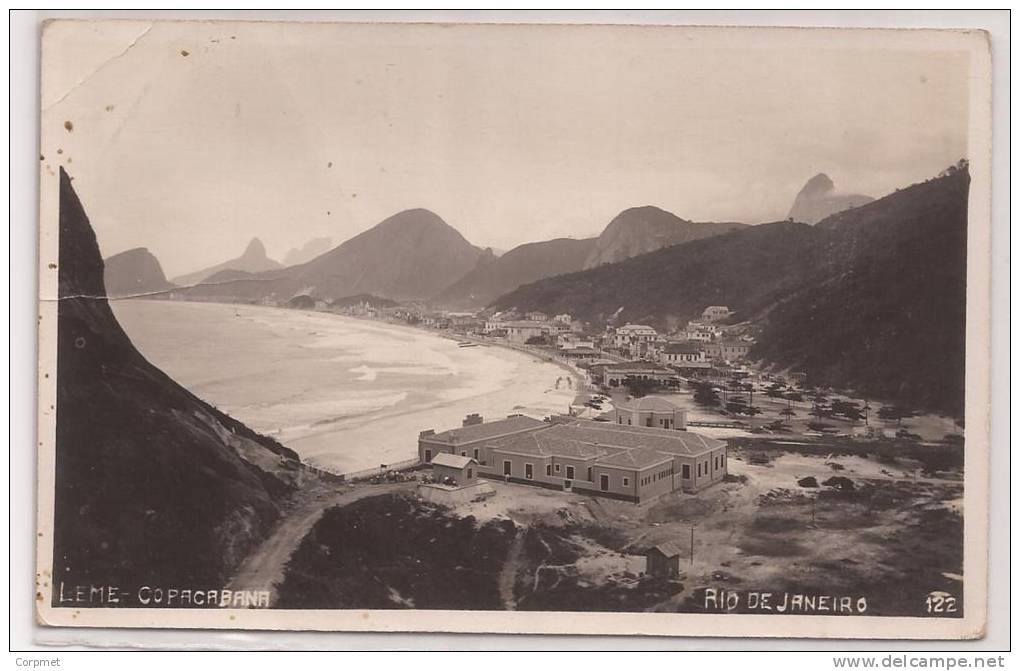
[503,321,562,344]
[612,324,659,356]
[660,341,705,366]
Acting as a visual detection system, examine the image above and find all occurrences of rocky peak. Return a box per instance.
[242,237,268,260]
[788,173,874,225]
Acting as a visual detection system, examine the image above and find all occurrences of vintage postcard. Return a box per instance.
[36,19,992,638]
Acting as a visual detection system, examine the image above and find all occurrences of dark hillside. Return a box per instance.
[491,166,970,416]
[436,237,596,308]
[754,166,969,416]
[53,168,298,602]
[490,221,820,331]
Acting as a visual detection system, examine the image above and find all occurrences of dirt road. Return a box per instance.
[227,481,414,605]
[498,527,526,610]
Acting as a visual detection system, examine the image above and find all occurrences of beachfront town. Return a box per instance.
[267,297,947,492]
[316,300,760,386]
[280,297,935,447]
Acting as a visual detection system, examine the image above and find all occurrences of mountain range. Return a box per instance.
[124,165,967,414]
[172,237,283,286]
[284,236,334,266]
[175,205,746,308]
[181,208,487,303]
[103,247,174,298]
[491,165,969,416]
[53,168,298,594]
[582,206,747,269]
[435,237,597,309]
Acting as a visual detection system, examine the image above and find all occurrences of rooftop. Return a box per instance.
[605,361,677,373]
[500,320,564,329]
[663,342,704,354]
[648,542,684,558]
[507,418,722,457]
[552,419,724,457]
[424,415,547,444]
[427,414,725,476]
[431,453,477,469]
[614,396,686,414]
[488,431,617,460]
[596,446,673,469]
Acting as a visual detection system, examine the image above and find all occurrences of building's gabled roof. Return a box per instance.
[616,324,658,334]
[488,430,613,460]
[663,342,704,354]
[614,396,685,414]
[425,415,547,445]
[500,320,553,328]
[648,542,684,558]
[604,361,676,374]
[431,453,477,469]
[549,419,724,457]
[596,446,673,470]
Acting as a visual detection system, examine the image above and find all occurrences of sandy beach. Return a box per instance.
[112,300,577,473]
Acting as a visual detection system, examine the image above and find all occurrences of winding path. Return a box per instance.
[227,481,414,606]
[499,527,527,610]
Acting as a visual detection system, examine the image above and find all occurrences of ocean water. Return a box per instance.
[111,300,577,473]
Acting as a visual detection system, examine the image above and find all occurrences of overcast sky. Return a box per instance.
[42,20,971,277]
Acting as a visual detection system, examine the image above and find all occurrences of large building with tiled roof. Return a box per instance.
[418,412,727,503]
[417,414,547,465]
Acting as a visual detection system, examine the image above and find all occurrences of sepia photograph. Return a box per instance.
[32,17,994,640]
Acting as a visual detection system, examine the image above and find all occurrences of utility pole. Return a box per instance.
[689,524,696,565]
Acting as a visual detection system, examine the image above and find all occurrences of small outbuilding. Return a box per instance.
[430,453,478,488]
[645,542,683,578]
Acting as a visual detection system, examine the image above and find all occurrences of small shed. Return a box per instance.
[431,453,478,488]
[645,542,683,578]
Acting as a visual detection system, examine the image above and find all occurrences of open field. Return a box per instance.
[275,438,963,616]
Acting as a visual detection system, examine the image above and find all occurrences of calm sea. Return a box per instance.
[112,300,577,473]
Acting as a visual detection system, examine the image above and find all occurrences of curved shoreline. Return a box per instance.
[114,299,581,473]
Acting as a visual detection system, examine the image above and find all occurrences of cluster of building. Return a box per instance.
[282,297,757,396]
[418,403,727,504]
[482,310,584,345]
[606,306,753,366]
